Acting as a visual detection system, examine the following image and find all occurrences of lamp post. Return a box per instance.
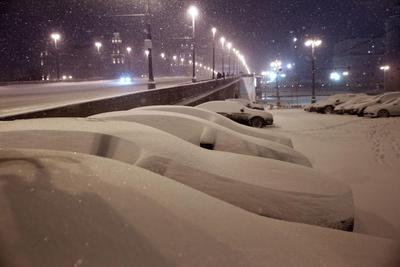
[227,42,232,76]
[126,46,133,75]
[144,0,155,88]
[188,6,199,83]
[305,39,322,104]
[211,27,217,79]
[271,60,282,108]
[51,33,61,81]
[94,42,103,78]
[95,42,102,54]
[220,37,226,77]
[380,65,390,91]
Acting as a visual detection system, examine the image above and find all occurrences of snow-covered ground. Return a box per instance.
[0,149,399,266]
[268,109,400,241]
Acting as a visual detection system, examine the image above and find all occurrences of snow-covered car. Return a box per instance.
[226,98,265,110]
[314,94,359,114]
[0,149,394,267]
[304,103,316,112]
[0,118,353,230]
[334,94,371,114]
[91,110,310,166]
[352,92,400,117]
[364,97,400,118]
[135,105,293,147]
[197,101,273,128]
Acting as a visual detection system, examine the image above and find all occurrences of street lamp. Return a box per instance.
[188,5,199,83]
[126,47,133,75]
[211,27,217,79]
[160,52,165,59]
[51,33,61,81]
[51,33,61,48]
[271,60,283,108]
[95,42,102,53]
[305,38,322,103]
[227,42,232,76]
[220,37,226,77]
[380,65,390,91]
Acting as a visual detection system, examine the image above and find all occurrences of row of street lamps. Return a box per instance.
[49,5,251,87]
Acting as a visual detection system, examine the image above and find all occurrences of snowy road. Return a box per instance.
[269,110,400,241]
[0,76,192,116]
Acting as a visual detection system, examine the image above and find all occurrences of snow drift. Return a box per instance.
[0,149,398,267]
[0,118,353,230]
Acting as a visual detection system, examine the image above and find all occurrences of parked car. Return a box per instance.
[197,101,273,128]
[91,110,310,166]
[314,94,358,114]
[352,92,400,116]
[364,97,400,118]
[226,98,265,110]
[334,95,371,114]
[135,105,293,147]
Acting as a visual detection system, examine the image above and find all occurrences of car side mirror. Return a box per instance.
[240,109,244,113]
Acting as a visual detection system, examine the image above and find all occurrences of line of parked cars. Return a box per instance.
[305,92,400,118]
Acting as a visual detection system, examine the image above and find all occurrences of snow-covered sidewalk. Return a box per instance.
[269,109,400,241]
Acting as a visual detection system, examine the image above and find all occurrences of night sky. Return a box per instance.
[0,0,394,81]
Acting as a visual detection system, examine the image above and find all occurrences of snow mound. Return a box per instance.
[0,149,398,267]
[0,118,351,230]
[91,110,310,167]
[134,105,293,147]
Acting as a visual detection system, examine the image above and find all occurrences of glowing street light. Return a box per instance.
[211,27,217,79]
[305,38,322,103]
[227,42,232,76]
[145,50,150,57]
[380,65,390,90]
[160,52,165,59]
[271,60,283,108]
[50,33,61,81]
[126,47,133,74]
[94,42,102,53]
[380,65,390,71]
[220,37,226,76]
[188,5,199,83]
[51,33,61,48]
[330,72,341,81]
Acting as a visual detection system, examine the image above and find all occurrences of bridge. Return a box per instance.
[0,76,254,120]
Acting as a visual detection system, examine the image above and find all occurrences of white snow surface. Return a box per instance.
[0,148,398,267]
[135,105,294,147]
[90,110,309,166]
[0,118,352,229]
[269,109,400,241]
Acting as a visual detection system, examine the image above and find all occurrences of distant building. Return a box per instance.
[111,32,126,76]
[385,0,400,91]
[332,37,385,91]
